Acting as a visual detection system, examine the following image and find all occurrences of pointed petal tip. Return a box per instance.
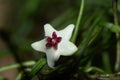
[59,41,78,56]
[47,60,55,69]
[65,24,75,31]
[71,43,78,54]
[44,23,52,27]
[68,24,75,28]
[70,46,78,55]
[31,40,46,52]
[49,65,55,69]
[31,42,37,50]
[75,46,78,52]
[70,24,75,26]
[44,24,53,29]
[31,42,35,48]
[44,23,56,36]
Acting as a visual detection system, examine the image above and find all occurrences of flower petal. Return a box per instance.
[44,24,57,36]
[58,24,74,41]
[46,48,60,68]
[31,39,46,53]
[58,41,78,56]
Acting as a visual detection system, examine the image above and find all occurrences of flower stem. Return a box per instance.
[28,58,46,78]
[0,61,35,72]
[71,0,84,43]
[113,0,120,72]
[74,13,103,57]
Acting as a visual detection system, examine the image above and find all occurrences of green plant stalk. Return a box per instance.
[74,13,103,57]
[0,61,35,72]
[71,0,84,43]
[113,0,120,71]
[102,52,112,73]
[28,58,46,78]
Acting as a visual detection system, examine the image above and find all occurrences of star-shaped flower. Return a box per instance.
[31,24,78,68]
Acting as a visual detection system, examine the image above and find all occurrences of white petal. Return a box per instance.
[31,39,46,53]
[58,41,78,56]
[58,24,74,41]
[46,48,60,68]
[44,24,57,36]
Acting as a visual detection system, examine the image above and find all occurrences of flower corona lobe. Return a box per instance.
[45,32,62,49]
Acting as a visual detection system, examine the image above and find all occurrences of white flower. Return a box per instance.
[31,24,78,68]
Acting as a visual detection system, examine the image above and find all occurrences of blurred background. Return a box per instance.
[0,0,120,80]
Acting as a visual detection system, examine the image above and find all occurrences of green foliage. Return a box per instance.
[105,23,120,33]
[29,58,46,78]
[0,0,120,80]
[81,66,105,73]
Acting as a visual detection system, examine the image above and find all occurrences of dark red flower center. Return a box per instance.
[45,32,62,49]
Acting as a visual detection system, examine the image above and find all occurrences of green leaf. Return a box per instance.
[111,25,120,33]
[75,12,103,57]
[84,66,105,73]
[105,23,120,33]
[29,58,46,78]
[0,61,35,72]
[102,52,112,73]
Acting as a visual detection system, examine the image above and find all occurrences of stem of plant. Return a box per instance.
[28,58,46,78]
[71,0,84,43]
[74,13,103,57]
[113,0,120,72]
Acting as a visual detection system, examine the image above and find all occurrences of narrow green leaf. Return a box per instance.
[75,12,103,57]
[102,52,112,73]
[71,0,84,43]
[84,66,105,73]
[16,71,23,80]
[0,61,35,72]
[29,58,46,78]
